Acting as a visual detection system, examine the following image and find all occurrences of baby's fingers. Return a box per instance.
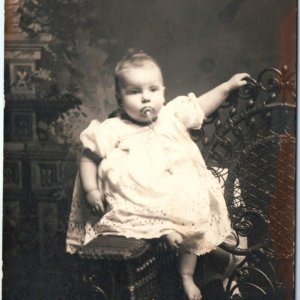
[240,72,250,79]
[96,200,105,213]
[238,73,251,85]
[90,206,102,216]
[92,201,105,216]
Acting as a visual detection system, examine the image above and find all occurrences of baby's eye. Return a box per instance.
[128,89,140,95]
[150,86,159,92]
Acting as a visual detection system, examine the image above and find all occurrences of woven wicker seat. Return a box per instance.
[77,236,151,261]
[76,236,183,300]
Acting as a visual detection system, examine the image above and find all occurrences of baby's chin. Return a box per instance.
[127,112,158,124]
[137,115,156,123]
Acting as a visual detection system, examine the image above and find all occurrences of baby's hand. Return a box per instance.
[226,73,250,90]
[86,189,105,216]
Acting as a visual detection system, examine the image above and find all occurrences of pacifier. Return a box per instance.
[141,107,155,120]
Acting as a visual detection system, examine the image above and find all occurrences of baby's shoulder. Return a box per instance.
[166,94,197,108]
[82,117,124,144]
[162,94,196,119]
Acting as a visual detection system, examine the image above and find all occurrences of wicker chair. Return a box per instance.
[68,66,295,300]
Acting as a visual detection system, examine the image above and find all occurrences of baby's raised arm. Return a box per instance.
[80,152,105,215]
[197,73,249,117]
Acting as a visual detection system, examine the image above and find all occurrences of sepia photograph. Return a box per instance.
[3,0,297,299]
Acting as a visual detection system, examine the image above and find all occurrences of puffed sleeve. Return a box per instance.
[166,93,205,129]
[80,119,118,158]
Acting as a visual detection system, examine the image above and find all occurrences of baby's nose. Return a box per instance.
[142,98,150,103]
[142,92,151,103]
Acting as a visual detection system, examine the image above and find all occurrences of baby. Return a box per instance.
[67,50,249,300]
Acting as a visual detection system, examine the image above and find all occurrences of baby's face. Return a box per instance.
[118,63,165,123]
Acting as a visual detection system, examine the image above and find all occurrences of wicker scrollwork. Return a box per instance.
[192,66,296,299]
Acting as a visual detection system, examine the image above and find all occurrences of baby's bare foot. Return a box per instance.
[166,231,183,248]
[181,274,202,300]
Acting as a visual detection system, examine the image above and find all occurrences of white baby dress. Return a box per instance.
[66,94,232,255]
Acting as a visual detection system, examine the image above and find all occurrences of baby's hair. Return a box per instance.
[114,49,162,105]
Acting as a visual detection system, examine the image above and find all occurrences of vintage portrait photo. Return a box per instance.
[3,0,297,299]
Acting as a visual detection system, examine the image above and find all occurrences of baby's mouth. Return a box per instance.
[140,107,155,119]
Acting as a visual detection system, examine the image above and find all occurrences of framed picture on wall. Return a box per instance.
[9,61,36,96]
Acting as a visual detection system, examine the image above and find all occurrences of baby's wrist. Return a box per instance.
[223,81,233,92]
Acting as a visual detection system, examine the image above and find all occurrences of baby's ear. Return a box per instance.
[162,87,166,103]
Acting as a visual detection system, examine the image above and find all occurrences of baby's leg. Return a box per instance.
[179,251,201,300]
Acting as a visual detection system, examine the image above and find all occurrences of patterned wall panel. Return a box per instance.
[11,112,36,141]
[4,160,22,189]
[31,161,61,191]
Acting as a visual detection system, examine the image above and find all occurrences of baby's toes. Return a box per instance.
[187,290,201,300]
[193,294,201,300]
